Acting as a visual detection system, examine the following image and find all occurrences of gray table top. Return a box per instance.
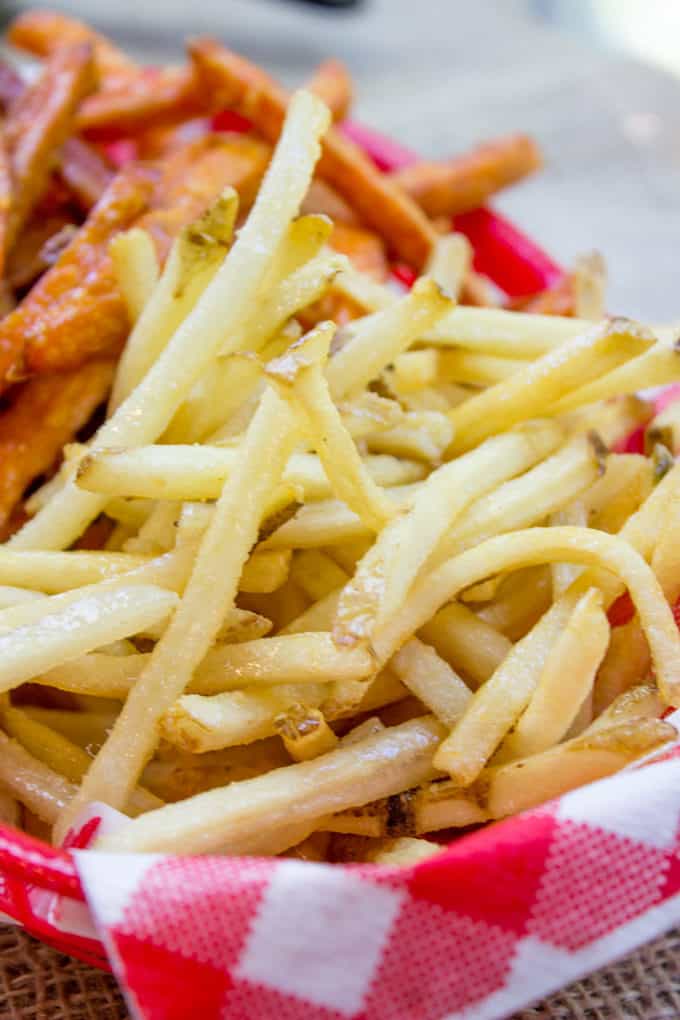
[15,0,679,321]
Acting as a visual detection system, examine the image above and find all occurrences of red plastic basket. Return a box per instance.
[0,119,563,968]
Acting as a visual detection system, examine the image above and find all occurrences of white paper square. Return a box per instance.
[236,861,404,1015]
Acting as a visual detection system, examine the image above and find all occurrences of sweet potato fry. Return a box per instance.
[0,165,154,383]
[306,59,353,122]
[190,38,436,268]
[59,137,114,211]
[5,43,97,252]
[391,134,542,218]
[7,10,135,82]
[0,359,115,526]
[78,65,207,139]
[301,178,358,225]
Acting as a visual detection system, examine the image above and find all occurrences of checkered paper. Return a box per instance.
[74,732,680,1020]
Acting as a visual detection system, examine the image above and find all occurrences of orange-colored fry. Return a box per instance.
[391,134,542,218]
[190,38,436,269]
[509,276,575,316]
[59,137,114,211]
[0,165,155,383]
[0,359,115,527]
[330,222,388,281]
[140,133,272,260]
[7,10,134,82]
[306,59,353,122]
[460,270,495,307]
[77,66,206,138]
[5,42,97,251]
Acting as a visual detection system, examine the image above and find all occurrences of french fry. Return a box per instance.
[337,392,404,437]
[479,719,675,819]
[98,716,445,855]
[0,359,115,528]
[332,835,441,865]
[572,252,607,321]
[239,549,291,594]
[109,191,239,410]
[0,729,76,824]
[447,319,654,452]
[476,566,552,640]
[552,341,680,414]
[22,707,117,750]
[326,778,487,838]
[55,380,303,835]
[5,43,97,252]
[326,278,452,399]
[390,639,471,726]
[267,322,395,531]
[0,583,178,694]
[593,619,650,715]
[433,592,579,782]
[8,10,135,81]
[109,227,160,325]
[391,134,542,218]
[366,411,454,465]
[425,232,472,300]
[191,632,373,693]
[370,527,680,709]
[427,306,586,357]
[290,550,349,601]
[30,653,142,700]
[549,501,588,597]
[12,91,330,552]
[435,350,525,387]
[419,602,512,687]
[1,706,160,816]
[588,683,663,733]
[305,59,353,121]
[0,121,11,278]
[335,421,562,644]
[495,588,609,761]
[190,39,437,269]
[0,548,148,593]
[78,66,204,137]
[0,165,154,388]
[274,703,339,761]
[584,453,653,534]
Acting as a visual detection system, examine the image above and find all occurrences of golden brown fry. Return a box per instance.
[0,359,115,528]
[391,134,542,218]
[419,601,512,687]
[78,66,206,137]
[5,43,97,251]
[305,59,353,122]
[190,38,436,268]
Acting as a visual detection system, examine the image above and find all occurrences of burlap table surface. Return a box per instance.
[0,925,677,1020]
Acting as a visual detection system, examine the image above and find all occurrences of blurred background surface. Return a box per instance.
[2,0,680,319]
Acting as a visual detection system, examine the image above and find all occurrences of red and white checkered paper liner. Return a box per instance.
[71,716,680,1020]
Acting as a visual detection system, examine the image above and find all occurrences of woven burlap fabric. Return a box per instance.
[0,926,678,1020]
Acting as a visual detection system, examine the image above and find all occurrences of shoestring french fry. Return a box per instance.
[549,501,589,597]
[0,584,178,694]
[447,319,654,452]
[0,549,149,593]
[552,341,680,414]
[1,706,161,815]
[478,719,675,819]
[11,91,330,552]
[432,592,580,782]
[368,528,680,706]
[366,410,454,464]
[331,835,441,866]
[425,232,472,299]
[108,190,239,411]
[476,566,552,640]
[588,684,664,733]
[55,383,301,839]
[572,252,607,321]
[390,639,471,726]
[583,454,653,534]
[290,550,349,601]
[336,421,563,645]
[0,729,77,824]
[419,602,512,687]
[98,716,445,855]
[561,394,653,448]
[593,619,650,715]
[426,306,588,357]
[109,227,160,326]
[494,588,609,761]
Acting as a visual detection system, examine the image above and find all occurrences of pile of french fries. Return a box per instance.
[0,12,677,867]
